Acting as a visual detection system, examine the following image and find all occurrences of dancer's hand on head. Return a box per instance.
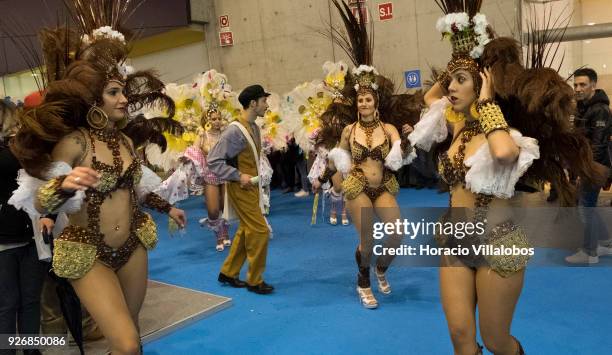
[61,167,100,192]
[402,124,413,136]
[239,173,254,189]
[169,207,186,228]
[312,180,322,194]
[479,67,495,102]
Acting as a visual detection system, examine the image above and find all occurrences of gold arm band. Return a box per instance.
[478,103,509,136]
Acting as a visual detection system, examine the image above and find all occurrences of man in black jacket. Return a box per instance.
[0,102,47,354]
[566,68,612,264]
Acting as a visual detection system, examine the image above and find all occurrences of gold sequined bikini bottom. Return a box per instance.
[342,167,399,202]
[436,217,531,278]
[52,211,158,279]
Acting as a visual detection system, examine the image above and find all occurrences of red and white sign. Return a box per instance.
[379,2,393,21]
[351,6,369,24]
[219,31,233,47]
[219,15,230,28]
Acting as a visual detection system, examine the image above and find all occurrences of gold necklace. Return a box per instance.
[445,105,466,123]
[358,117,379,148]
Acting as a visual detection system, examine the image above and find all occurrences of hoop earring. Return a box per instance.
[469,102,480,120]
[87,105,108,130]
[374,109,380,121]
[204,122,212,131]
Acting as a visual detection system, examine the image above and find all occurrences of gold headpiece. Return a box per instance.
[352,65,379,94]
[434,1,492,92]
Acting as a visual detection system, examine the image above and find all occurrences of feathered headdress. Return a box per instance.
[434,0,492,92]
[256,93,290,152]
[315,0,422,149]
[322,61,349,99]
[477,4,607,206]
[283,80,333,153]
[195,69,241,127]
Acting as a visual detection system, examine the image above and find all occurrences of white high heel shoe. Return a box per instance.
[329,214,338,225]
[357,286,378,309]
[375,269,391,294]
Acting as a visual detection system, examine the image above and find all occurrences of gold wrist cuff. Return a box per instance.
[37,176,76,213]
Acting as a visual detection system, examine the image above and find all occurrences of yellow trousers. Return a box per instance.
[220,182,270,286]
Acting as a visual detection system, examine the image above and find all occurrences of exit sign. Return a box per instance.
[379,2,393,21]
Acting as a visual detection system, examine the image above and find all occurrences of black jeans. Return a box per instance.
[0,242,46,355]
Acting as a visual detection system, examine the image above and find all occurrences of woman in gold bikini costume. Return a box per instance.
[409,1,608,353]
[9,16,185,355]
[313,0,422,310]
[317,66,416,310]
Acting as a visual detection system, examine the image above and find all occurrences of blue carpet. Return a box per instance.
[144,189,612,355]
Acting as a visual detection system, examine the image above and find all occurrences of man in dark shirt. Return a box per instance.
[207,85,274,294]
[566,68,612,264]
[0,103,47,352]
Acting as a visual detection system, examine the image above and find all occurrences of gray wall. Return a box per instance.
[201,0,520,94]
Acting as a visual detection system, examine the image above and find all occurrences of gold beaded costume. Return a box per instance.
[9,1,179,280]
[342,122,400,201]
[49,129,168,279]
[435,120,530,277]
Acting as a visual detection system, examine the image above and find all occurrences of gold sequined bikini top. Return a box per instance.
[437,120,482,188]
[349,124,391,164]
[87,130,142,195]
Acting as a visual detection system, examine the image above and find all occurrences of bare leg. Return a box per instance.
[346,193,377,308]
[204,184,222,220]
[70,263,141,355]
[204,184,228,250]
[476,267,524,355]
[439,258,480,355]
[116,245,148,329]
[371,192,402,294]
[331,172,349,225]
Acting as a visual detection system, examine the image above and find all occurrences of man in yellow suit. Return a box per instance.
[207,85,273,294]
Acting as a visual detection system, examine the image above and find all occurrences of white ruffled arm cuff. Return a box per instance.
[8,161,85,215]
[136,165,163,202]
[384,140,416,171]
[408,98,450,151]
[464,130,540,199]
[328,147,352,174]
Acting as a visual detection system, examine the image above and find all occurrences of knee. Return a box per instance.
[253,225,270,237]
[332,185,343,194]
[447,324,476,347]
[111,334,141,355]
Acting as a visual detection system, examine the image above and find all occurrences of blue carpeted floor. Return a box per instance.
[144,189,612,355]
